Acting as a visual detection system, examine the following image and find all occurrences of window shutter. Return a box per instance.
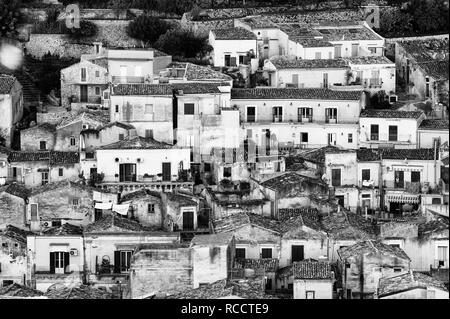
[50,252,55,274]
[64,252,70,273]
[114,251,121,274]
[230,57,237,66]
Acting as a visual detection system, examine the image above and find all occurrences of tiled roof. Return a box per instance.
[417,60,449,80]
[172,82,227,94]
[315,25,382,41]
[337,240,410,260]
[30,181,92,196]
[234,258,279,272]
[167,62,232,81]
[0,225,34,244]
[322,210,377,240]
[278,208,323,232]
[399,38,449,63]
[213,213,280,234]
[360,109,424,119]
[111,84,173,96]
[356,149,383,162]
[3,183,30,200]
[293,260,332,279]
[100,121,135,130]
[344,56,394,65]
[418,119,449,130]
[260,172,325,191]
[418,218,449,239]
[42,223,83,236]
[0,283,44,298]
[164,192,198,207]
[238,16,278,29]
[8,151,80,165]
[99,136,174,150]
[85,215,158,233]
[0,74,17,94]
[270,57,348,69]
[211,28,257,40]
[49,151,80,166]
[23,123,57,133]
[190,233,234,246]
[44,285,112,299]
[278,24,323,39]
[56,111,109,129]
[300,146,341,164]
[357,148,436,161]
[120,188,161,203]
[0,66,42,105]
[296,38,334,47]
[231,88,362,100]
[378,271,448,297]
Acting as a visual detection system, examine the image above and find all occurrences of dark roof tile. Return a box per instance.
[270,58,348,69]
[211,28,257,40]
[378,271,448,297]
[99,136,174,150]
[418,119,449,130]
[360,109,424,119]
[338,240,410,260]
[293,260,332,279]
[231,88,362,100]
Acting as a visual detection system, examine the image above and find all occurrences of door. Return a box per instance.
[119,164,136,182]
[162,162,171,181]
[370,124,379,140]
[292,74,299,87]
[323,73,328,88]
[246,106,256,122]
[389,125,398,141]
[272,107,282,122]
[183,211,194,231]
[291,245,304,262]
[224,55,231,67]
[395,171,404,188]
[328,133,337,146]
[50,251,69,274]
[80,85,88,103]
[120,251,132,272]
[351,44,358,56]
[336,195,345,207]
[334,45,342,58]
[332,168,341,187]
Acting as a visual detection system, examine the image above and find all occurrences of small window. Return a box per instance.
[95,87,101,95]
[362,169,371,181]
[261,248,272,259]
[148,204,155,214]
[95,70,100,77]
[300,132,308,143]
[40,141,46,150]
[85,152,95,159]
[204,163,211,172]
[223,167,232,178]
[70,137,76,146]
[52,220,62,227]
[411,171,421,183]
[115,105,119,113]
[118,133,125,141]
[103,92,110,100]
[30,204,38,221]
[306,291,315,299]
[184,103,195,115]
[394,268,402,272]
[144,104,153,114]
[72,198,80,207]
[58,168,64,177]
[432,198,442,205]
[348,133,353,143]
[41,172,49,185]
[2,243,8,248]
[235,248,246,259]
[390,244,400,249]
[145,130,153,139]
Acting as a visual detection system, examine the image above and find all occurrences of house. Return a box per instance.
[359,109,425,149]
[0,146,10,185]
[377,271,449,299]
[263,57,349,88]
[20,123,57,152]
[0,225,34,287]
[60,59,109,109]
[0,74,23,148]
[161,191,204,233]
[119,189,163,228]
[396,37,449,114]
[26,181,94,231]
[337,240,411,299]
[7,151,80,187]
[0,183,29,229]
[232,258,279,292]
[292,259,334,299]
[84,214,180,296]
[231,88,364,149]
[344,56,396,96]
[209,28,257,67]
[95,135,192,194]
[156,62,232,85]
[107,49,155,84]
[417,119,449,149]
[26,223,84,292]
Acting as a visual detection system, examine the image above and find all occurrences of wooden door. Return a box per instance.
[80,85,88,102]
[183,211,194,231]
[162,162,171,181]
[291,245,304,262]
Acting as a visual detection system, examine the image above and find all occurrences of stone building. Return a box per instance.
[0,75,23,148]
[0,184,30,229]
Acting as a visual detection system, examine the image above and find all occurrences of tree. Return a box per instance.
[154,29,212,58]
[127,15,172,45]
[0,0,23,38]
[64,20,98,39]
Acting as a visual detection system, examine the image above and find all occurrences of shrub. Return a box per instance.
[127,15,172,44]
[154,29,212,58]
[64,20,98,39]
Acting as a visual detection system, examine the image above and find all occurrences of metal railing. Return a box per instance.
[111,76,145,84]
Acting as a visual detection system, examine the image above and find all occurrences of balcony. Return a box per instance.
[325,117,337,124]
[98,174,194,193]
[111,76,145,84]
[273,115,283,123]
[95,263,129,277]
[298,116,313,123]
[383,181,441,194]
[246,115,256,123]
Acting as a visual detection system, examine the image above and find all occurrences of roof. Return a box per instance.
[211,28,257,40]
[85,215,159,233]
[0,74,17,94]
[0,225,34,244]
[278,208,323,232]
[42,223,83,236]
[293,260,332,279]
[56,111,109,129]
[44,285,112,299]
[0,66,42,105]
[22,123,56,133]
[167,62,232,82]
[338,240,410,260]
[2,183,30,200]
[0,284,44,298]
[378,271,448,297]
[0,145,12,155]
[111,84,173,96]
[234,258,279,272]
[357,148,437,161]
[100,121,135,131]
[417,60,449,81]
[278,24,323,40]
[191,233,234,246]
[360,109,424,119]
[322,210,377,240]
[213,213,281,234]
[399,38,448,64]
[172,82,227,94]
[270,57,348,69]
[315,25,382,41]
[120,188,161,203]
[356,148,383,162]
[98,136,173,150]
[300,145,341,164]
[296,38,334,47]
[260,172,324,191]
[418,119,449,130]
[49,151,80,166]
[164,192,198,207]
[344,56,394,65]
[231,88,362,101]
[418,218,449,239]
[8,151,79,165]
[238,16,279,29]
[30,181,92,196]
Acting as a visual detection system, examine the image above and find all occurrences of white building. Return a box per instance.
[0,75,23,148]
[209,28,257,67]
[293,260,334,299]
[359,110,426,149]
[417,119,449,149]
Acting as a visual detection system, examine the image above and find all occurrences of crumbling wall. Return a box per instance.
[0,193,26,230]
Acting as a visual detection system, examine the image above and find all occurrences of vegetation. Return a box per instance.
[127,15,172,45]
[154,29,212,59]
[0,0,24,38]
[369,91,391,109]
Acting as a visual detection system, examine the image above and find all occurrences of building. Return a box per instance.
[156,62,233,85]
[0,74,23,148]
[359,110,425,149]
[292,259,334,299]
[337,240,411,298]
[377,271,449,299]
[231,88,364,149]
[0,183,30,229]
[209,28,257,67]
[0,146,10,186]
[417,119,449,149]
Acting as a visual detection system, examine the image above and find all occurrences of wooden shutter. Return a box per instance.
[230,57,237,66]
[49,252,55,274]
[114,251,121,274]
[64,252,70,273]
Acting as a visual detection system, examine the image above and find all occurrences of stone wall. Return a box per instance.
[0,193,26,230]
[385,34,449,60]
[25,34,93,59]
[21,126,56,151]
[36,110,78,125]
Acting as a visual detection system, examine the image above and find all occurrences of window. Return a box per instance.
[145,129,153,139]
[148,203,155,213]
[30,204,38,221]
[58,168,64,177]
[431,198,442,205]
[120,251,132,272]
[388,125,398,141]
[204,163,211,172]
[118,133,124,141]
[2,242,8,248]
[394,268,402,272]
[103,92,110,100]
[272,106,282,122]
[292,245,304,262]
[332,168,341,187]
[235,248,246,259]
[246,106,256,122]
[394,170,404,188]
[85,152,95,159]
[315,52,322,59]
[95,87,101,95]
[425,77,430,97]
[238,55,245,65]
[292,74,299,85]
[325,108,337,123]
[411,171,421,183]
[52,220,62,227]
[184,103,195,115]
[300,132,309,143]
[41,172,49,185]
[72,198,80,207]
[95,70,100,77]
[438,246,447,266]
[144,104,153,114]
[261,248,272,259]
[115,105,119,113]
[40,141,46,150]
[265,278,272,290]
[50,251,69,274]
[223,167,232,178]
[370,124,379,140]
[362,169,371,181]
[368,47,376,54]
[348,133,353,143]
[81,68,87,82]
[298,107,313,122]
[306,291,315,299]
[70,136,76,146]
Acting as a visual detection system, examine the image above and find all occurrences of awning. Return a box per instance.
[112,204,130,216]
[391,165,423,172]
[50,244,69,252]
[94,202,112,210]
[386,194,421,204]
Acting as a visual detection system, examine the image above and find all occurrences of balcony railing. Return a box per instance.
[298,116,313,123]
[246,115,256,123]
[370,134,379,141]
[383,181,440,194]
[273,115,283,123]
[325,117,337,124]
[95,263,129,276]
[111,76,145,84]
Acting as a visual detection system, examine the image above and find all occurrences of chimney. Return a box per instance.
[93,42,103,55]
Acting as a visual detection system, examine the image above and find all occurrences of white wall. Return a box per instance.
[293,279,333,299]
[349,63,396,94]
[269,67,348,88]
[418,130,449,148]
[209,33,257,67]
